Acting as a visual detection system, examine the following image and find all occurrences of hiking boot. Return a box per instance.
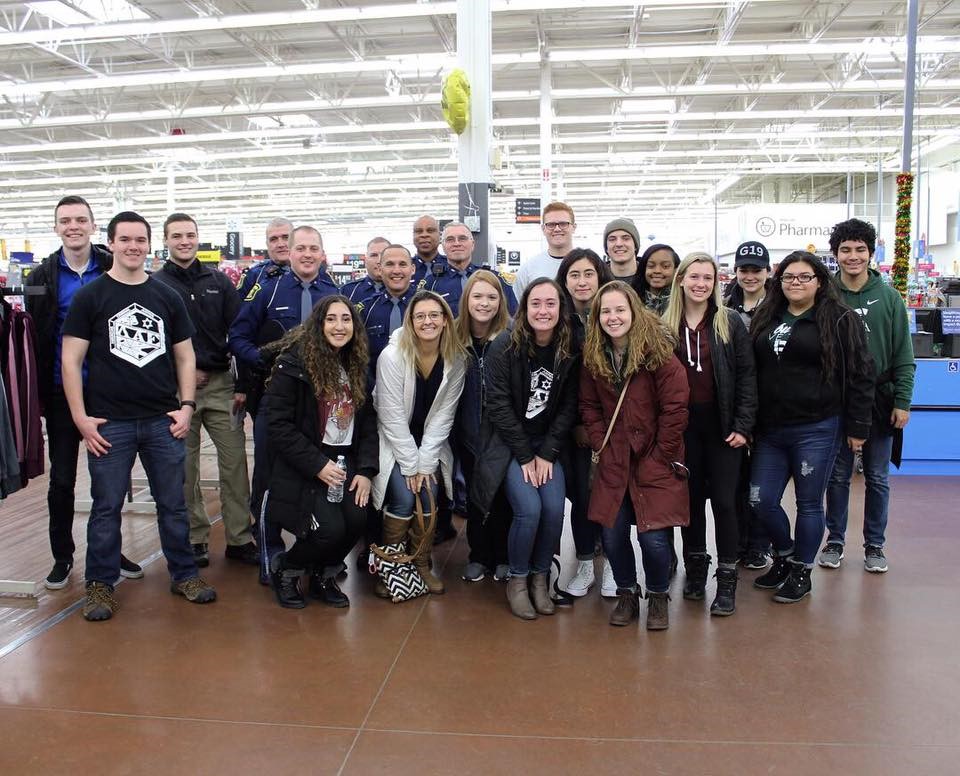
[225,542,260,565]
[772,562,812,603]
[818,542,844,569]
[682,553,711,600]
[310,575,349,608]
[506,575,536,620]
[600,558,617,598]
[564,559,595,597]
[645,591,670,630]
[119,554,144,579]
[710,568,738,616]
[45,561,73,591]
[192,543,210,568]
[864,545,888,573]
[170,577,217,604]
[609,588,640,627]
[82,581,118,621]
[754,553,793,589]
[529,572,555,615]
[461,562,489,582]
[740,549,770,570]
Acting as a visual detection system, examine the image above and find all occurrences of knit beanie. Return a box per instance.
[603,217,641,255]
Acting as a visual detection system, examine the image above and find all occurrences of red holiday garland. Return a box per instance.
[893,172,913,299]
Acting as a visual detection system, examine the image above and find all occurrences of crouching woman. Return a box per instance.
[580,281,690,630]
[261,296,378,609]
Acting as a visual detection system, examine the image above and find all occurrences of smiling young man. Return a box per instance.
[820,218,915,574]
[61,211,216,621]
[512,202,577,300]
[358,243,417,362]
[154,213,256,569]
[26,196,143,590]
[603,217,641,284]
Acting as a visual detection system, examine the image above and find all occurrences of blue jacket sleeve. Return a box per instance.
[229,292,267,369]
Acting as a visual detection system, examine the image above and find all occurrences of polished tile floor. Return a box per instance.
[1,472,958,775]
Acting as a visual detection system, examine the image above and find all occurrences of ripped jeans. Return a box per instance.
[749,416,843,566]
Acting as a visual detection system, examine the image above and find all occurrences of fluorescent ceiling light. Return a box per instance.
[27,0,148,25]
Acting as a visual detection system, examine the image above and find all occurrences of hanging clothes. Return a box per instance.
[0,370,21,498]
[0,298,44,485]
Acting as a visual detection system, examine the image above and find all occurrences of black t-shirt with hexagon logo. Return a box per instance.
[63,275,195,420]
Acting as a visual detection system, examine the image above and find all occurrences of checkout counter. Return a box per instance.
[896,308,960,475]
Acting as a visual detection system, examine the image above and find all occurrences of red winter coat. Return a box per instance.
[580,354,690,532]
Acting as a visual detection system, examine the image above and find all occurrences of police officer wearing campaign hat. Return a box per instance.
[356,243,417,363]
[421,222,518,317]
[342,236,389,302]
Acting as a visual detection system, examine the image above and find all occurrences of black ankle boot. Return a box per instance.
[271,554,306,609]
[311,575,350,608]
[753,553,792,589]
[710,567,738,616]
[773,562,812,603]
[682,553,711,600]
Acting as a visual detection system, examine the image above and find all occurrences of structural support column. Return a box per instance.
[892,0,920,297]
[457,0,492,263]
[540,57,553,232]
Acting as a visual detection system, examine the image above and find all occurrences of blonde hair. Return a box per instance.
[398,290,466,376]
[662,251,730,345]
[454,270,510,346]
[583,281,676,382]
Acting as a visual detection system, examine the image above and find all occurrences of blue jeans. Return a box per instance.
[825,432,893,548]
[750,416,843,566]
[504,458,566,577]
[384,463,440,518]
[601,496,672,593]
[85,416,197,586]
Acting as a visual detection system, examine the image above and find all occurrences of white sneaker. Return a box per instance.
[563,559,595,597]
[600,558,617,598]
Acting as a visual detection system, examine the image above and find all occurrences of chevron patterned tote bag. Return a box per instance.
[370,490,436,603]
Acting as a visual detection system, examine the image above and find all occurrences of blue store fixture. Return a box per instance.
[894,358,960,475]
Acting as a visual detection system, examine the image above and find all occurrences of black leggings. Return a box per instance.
[460,447,510,569]
[680,403,742,565]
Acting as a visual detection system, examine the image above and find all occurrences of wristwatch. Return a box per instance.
[180,400,197,410]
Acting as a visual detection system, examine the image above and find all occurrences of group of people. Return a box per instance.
[27,195,914,629]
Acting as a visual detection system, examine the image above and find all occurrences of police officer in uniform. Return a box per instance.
[356,243,416,364]
[236,217,293,300]
[342,236,389,302]
[412,215,446,283]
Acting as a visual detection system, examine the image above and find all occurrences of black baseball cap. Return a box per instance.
[734,241,770,269]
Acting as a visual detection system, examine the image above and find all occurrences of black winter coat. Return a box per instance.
[25,244,112,402]
[470,330,581,518]
[705,307,758,440]
[260,348,378,537]
[153,259,241,373]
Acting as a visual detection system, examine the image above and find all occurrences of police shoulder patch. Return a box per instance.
[244,283,261,302]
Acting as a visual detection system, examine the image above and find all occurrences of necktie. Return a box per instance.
[388,297,403,333]
[454,269,468,293]
[300,282,313,323]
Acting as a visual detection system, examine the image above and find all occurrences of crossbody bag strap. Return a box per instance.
[592,377,632,464]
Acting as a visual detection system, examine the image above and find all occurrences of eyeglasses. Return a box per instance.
[412,311,444,323]
[543,221,572,230]
[444,235,472,244]
[781,273,816,285]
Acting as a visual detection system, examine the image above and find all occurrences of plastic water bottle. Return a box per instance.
[327,455,346,503]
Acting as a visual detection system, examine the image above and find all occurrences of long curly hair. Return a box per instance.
[583,280,677,382]
[750,251,869,383]
[510,277,572,360]
[269,295,370,405]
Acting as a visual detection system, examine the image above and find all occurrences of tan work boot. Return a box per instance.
[528,572,555,615]
[374,511,412,600]
[609,588,640,626]
[646,591,670,630]
[506,575,536,620]
[408,512,445,594]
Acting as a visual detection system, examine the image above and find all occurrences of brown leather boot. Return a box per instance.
[374,511,411,600]
[609,588,640,626]
[408,512,445,595]
[646,591,670,630]
[506,575,536,620]
[528,572,555,615]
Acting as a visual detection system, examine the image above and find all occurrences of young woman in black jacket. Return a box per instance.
[749,252,874,603]
[470,278,581,620]
[454,270,512,583]
[260,296,378,609]
[662,252,758,615]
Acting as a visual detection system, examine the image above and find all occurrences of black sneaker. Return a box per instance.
[754,554,793,589]
[192,543,210,568]
[45,561,73,590]
[119,554,144,579]
[740,550,770,570]
[224,541,259,565]
[82,581,118,621]
[773,562,812,603]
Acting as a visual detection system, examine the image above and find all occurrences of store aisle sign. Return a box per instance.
[723,204,846,251]
[515,198,541,224]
